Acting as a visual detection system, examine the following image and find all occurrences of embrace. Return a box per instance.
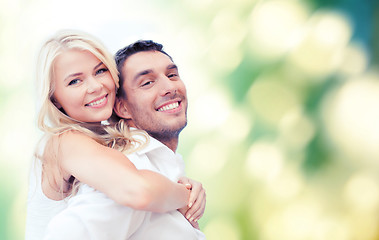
[25,30,206,240]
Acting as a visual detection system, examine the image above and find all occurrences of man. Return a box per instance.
[43,40,206,240]
[114,40,188,154]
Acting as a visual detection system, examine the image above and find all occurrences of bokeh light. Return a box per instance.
[248,0,309,61]
[246,141,284,183]
[323,74,379,163]
[203,216,241,240]
[248,75,301,126]
[288,10,353,78]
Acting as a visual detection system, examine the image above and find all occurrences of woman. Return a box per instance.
[25,30,205,239]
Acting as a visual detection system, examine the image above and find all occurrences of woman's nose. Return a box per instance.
[86,77,102,94]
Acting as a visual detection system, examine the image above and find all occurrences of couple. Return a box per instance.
[25,30,206,239]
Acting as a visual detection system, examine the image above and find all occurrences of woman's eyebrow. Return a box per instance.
[64,72,82,82]
[93,62,104,69]
[64,62,104,82]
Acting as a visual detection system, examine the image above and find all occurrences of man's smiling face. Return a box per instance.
[120,50,188,142]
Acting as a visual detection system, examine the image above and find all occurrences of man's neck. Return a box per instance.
[127,120,180,152]
[148,134,179,153]
[156,137,178,153]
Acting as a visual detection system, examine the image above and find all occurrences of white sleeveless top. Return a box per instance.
[25,137,68,240]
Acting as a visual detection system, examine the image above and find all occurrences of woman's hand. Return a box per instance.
[177,176,206,229]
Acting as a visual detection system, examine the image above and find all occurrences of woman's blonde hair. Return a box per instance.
[35,30,147,197]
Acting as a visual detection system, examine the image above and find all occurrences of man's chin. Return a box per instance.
[149,124,186,138]
[164,119,187,131]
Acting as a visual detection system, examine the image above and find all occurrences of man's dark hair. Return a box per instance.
[114,40,173,99]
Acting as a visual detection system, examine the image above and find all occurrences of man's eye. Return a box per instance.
[68,79,80,86]
[141,81,154,87]
[168,73,178,78]
[96,68,108,75]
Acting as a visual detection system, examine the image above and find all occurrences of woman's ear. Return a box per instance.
[114,98,132,120]
[51,97,62,109]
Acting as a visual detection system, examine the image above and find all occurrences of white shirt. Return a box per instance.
[44,136,206,240]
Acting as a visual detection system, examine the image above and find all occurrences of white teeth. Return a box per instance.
[158,102,179,111]
[87,96,106,106]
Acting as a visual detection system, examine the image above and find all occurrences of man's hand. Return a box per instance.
[178,176,206,229]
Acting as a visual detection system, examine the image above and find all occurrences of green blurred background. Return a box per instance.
[1,0,379,239]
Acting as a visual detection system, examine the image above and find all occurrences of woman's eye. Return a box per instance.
[68,79,80,86]
[96,68,108,75]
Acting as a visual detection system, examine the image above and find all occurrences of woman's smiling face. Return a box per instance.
[52,49,116,123]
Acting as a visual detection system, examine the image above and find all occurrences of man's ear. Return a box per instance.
[114,98,132,119]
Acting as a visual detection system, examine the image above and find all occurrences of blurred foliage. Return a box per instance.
[1,0,379,239]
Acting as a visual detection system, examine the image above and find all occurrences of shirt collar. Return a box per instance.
[131,128,175,155]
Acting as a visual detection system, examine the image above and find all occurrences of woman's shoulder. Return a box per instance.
[53,129,99,145]
[42,130,100,160]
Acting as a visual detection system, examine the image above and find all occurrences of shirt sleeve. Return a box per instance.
[43,184,146,240]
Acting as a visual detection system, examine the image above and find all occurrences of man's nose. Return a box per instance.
[159,75,176,96]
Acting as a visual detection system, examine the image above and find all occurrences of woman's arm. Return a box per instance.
[46,131,190,213]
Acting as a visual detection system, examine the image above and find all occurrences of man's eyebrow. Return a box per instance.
[133,69,152,82]
[167,64,178,70]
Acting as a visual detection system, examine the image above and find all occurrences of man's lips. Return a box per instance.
[85,94,108,107]
[156,99,182,112]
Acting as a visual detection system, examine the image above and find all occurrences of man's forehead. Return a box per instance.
[123,51,173,71]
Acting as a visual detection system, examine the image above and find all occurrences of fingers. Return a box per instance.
[178,177,192,190]
[179,176,207,224]
[185,188,206,222]
[194,196,206,222]
[189,221,200,230]
[188,181,202,208]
